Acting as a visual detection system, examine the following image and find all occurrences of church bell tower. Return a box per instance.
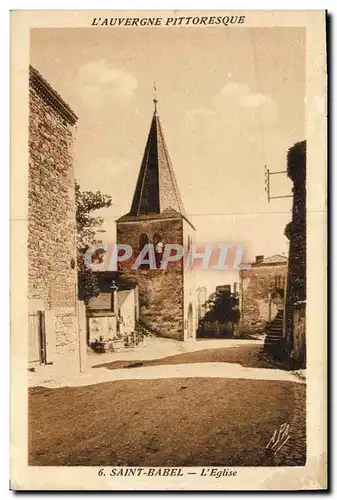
[116,99,196,341]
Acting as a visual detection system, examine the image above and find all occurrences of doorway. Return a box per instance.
[28,310,47,364]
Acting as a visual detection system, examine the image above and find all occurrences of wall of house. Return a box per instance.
[183,219,197,340]
[119,291,137,336]
[28,76,78,356]
[87,293,116,343]
[239,264,287,331]
[88,315,117,343]
[116,217,185,340]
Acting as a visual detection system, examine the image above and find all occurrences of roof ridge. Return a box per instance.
[156,115,186,216]
[29,65,78,125]
[136,115,153,216]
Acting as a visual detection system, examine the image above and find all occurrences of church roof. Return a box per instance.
[119,100,187,221]
[117,206,196,229]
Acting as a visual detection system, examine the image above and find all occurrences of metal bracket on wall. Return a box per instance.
[264,165,293,203]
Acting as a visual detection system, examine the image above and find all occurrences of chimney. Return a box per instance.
[255,255,264,264]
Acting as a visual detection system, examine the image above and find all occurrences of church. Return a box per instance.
[116,99,196,341]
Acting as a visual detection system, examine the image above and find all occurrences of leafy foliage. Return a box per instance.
[202,290,240,323]
[75,180,112,302]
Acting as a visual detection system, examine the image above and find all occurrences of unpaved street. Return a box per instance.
[29,343,306,467]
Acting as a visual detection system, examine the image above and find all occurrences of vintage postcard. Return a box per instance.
[10,10,327,490]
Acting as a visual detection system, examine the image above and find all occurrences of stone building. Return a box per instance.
[239,254,288,333]
[116,99,196,341]
[28,65,79,365]
[86,272,139,346]
[283,140,306,368]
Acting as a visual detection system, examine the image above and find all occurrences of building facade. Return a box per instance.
[239,254,288,333]
[116,100,196,341]
[28,66,79,365]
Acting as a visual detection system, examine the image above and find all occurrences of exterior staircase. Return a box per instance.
[136,320,156,338]
[264,309,284,358]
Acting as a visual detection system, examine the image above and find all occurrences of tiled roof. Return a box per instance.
[251,254,288,267]
[116,207,196,230]
[262,254,288,263]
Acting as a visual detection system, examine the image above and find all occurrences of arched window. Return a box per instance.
[153,233,164,267]
[138,233,150,270]
[153,233,163,253]
[139,233,149,251]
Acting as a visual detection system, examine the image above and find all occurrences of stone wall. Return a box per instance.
[284,140,306,368]
[239,264,287,331]
[53,309,78,354]
[28,66,78,355]
[117,216,185,340]
[290,302,306,366]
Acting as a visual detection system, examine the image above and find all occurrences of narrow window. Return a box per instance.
[153,233,164,267]
[139,233,150,269]
[139,232,149,251]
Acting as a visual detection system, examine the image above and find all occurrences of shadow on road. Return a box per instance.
[92,344,290,372]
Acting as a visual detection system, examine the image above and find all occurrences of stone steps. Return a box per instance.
[264,310,284,357]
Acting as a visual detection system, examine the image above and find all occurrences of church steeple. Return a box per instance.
[129,100,186,217]
[116,98,196,343]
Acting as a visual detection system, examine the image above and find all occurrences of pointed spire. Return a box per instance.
[129,101,186,217]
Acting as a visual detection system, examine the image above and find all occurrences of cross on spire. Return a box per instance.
[153,81,158,114]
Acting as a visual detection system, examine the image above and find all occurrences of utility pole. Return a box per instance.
[110,280,119,334]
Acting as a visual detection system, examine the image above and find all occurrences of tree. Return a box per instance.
[202,290,240,323]
[75,180,112,302]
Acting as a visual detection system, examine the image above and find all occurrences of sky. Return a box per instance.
[30,26,305,294]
